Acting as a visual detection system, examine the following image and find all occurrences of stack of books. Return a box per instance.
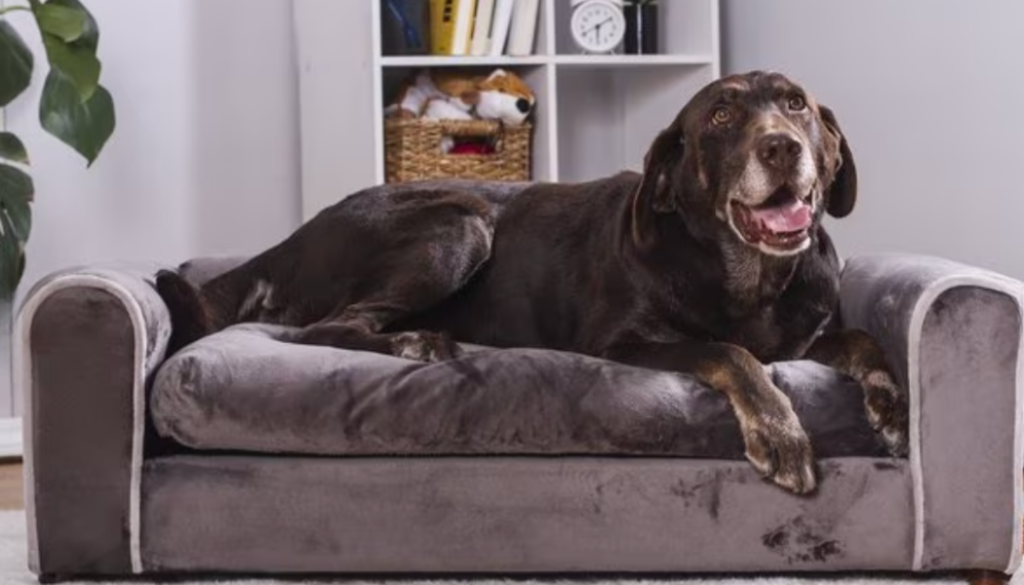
[429,0,541,57]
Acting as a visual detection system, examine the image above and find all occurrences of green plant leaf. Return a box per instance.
[0,216,26,302]
[0,133,29,165]
[44,0,97,51]
[0,163,33,301]
[31,0,101,101]
[34,3,86,42]
[41,31,100,100]
[39,69,115,165]
[0,163,33,237]
[0,20,34,107]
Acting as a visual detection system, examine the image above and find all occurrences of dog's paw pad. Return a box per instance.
[390,331,461,362]
[862,369,909,458]
[742,411,817,496]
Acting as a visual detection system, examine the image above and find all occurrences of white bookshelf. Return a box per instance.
[293,0,721,221]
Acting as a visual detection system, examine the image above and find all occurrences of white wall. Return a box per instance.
[2,0,302,415]
[722,0,1024,280]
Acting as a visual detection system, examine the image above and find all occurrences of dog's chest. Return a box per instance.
[714,257,834,361]
[725,305,825,361]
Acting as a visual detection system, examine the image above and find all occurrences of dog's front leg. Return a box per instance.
[803,329,909,457]
[606,341,817,495]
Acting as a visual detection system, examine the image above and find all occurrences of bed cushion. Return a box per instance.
[149,323,889,459]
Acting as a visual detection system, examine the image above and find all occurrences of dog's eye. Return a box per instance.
[788,95,807,111]
[712,106,732,125]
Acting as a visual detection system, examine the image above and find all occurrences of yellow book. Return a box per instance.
[430,0,457,55]
[430,0,476,55]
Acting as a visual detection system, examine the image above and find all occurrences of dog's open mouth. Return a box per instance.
[729,186,813,252]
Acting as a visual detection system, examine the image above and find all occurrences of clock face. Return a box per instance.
[571,1,626,54]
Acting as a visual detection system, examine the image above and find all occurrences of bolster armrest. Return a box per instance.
[14,265,172,578]
[840,253,1024,574]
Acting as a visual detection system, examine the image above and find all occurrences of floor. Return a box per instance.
[0,462,23,510]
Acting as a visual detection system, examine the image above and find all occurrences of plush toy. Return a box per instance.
[386,68,536,126]
[421,96,474,122]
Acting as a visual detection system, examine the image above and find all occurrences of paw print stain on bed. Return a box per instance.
[761,517,844,564]
[759,460,867,565]
[667,468,747,521]
[591,472,667,516]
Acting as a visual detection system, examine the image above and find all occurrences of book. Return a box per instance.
[429,0,456,54]
[382,0,431,55]
[450,0,477,55]
[487,0,516,56]
[506,0,539,56]
[470,0,497,56]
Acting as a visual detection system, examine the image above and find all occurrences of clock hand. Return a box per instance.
[585,16,615,35]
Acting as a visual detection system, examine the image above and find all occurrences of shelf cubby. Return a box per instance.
[294,0,720,220]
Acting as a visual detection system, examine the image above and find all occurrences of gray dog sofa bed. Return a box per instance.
[14,252,1024,581]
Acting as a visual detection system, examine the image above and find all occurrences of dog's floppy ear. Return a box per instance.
[460,89,481,106]
[631,125,684,250]
[819,105,857,218]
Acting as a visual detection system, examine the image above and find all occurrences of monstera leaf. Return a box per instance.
[0,163,33,301]
[0,133,28,165]
[39,68,114,165]
[32,0,113,164]
[32,2,86,43]
[0,20,33,107]
[0,0,115,299]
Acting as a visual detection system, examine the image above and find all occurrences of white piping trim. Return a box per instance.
[904,273,1024,574]
[15,274,149,575]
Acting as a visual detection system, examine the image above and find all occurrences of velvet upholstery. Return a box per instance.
[142,456,915,574]
[16,253,1024,580]
[150,324,887,459]
[16,266,172,576]
[841,254,1024,572]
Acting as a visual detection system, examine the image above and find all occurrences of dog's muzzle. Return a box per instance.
[729,186,814,253]
[726,130,818,255]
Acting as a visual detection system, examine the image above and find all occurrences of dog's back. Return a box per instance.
[156,179,538,355]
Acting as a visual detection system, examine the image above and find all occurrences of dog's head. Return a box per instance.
[473,69,536,126]
[631,71,856,257]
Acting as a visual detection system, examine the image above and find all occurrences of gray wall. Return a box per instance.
[722,0,1024,280]
[2,0,302,416]
[7,0,302,296]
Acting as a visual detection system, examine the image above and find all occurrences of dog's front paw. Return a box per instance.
[740,395,817,495]
[390,331,462,362]
[862,369,909,458]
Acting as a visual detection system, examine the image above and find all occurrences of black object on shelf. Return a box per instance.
[381,0,431,56]
[624,0,660,55]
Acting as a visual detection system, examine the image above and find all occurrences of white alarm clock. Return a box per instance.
[570,0,626,54]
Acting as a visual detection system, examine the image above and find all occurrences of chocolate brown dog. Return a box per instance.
[157,71,908,495]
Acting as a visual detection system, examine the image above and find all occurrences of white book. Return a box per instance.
[488,0,516,57]
[470,0,497,56]
[450,0,477,55]
[506,0,539,56]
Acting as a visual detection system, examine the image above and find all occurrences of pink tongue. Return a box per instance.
[751,201,812,233]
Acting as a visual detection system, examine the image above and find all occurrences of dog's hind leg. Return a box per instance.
[284,196,495,362]
[287,317,462,362]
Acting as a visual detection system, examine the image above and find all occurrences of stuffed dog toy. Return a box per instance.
[386,68,536,126]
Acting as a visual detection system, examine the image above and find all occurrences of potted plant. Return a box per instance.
[0,0,115,301]
[623,0,659,55]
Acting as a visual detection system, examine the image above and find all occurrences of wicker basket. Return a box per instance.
[384,118,532,183]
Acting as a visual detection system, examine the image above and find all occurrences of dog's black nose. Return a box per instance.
[758,133,802,170]
[516,99,531,113]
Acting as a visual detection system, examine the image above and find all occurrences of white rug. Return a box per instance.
[0,510,1012,585]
